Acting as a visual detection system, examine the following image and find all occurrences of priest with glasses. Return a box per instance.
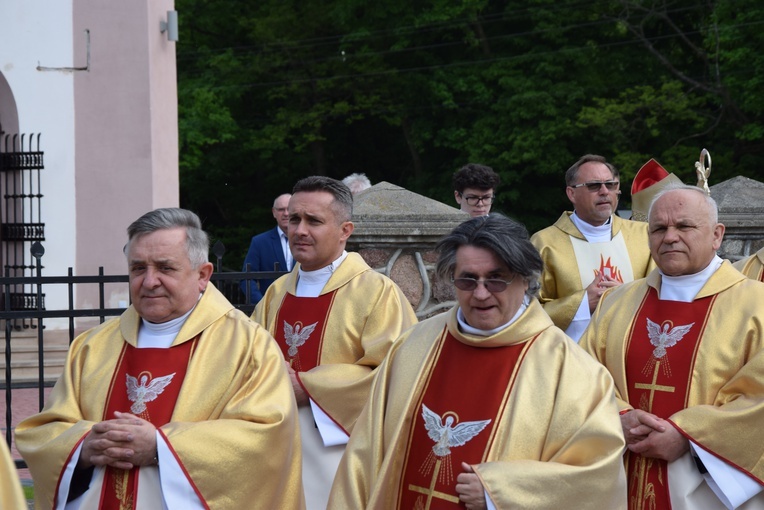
[329,213,627,509]
[531,154,655,341]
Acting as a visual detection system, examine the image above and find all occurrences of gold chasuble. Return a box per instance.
[329,301,628,509]
[531,212,654,330]
[399,331,527,509]
[0,438,25,510]
[733,250,764,282]
[254,252,417,434]
[581,262,764,509]
[16,283,304,510]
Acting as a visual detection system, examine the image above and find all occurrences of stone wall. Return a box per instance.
[347,175,764,320]
[711,176,764,263]
[346,181,469,319]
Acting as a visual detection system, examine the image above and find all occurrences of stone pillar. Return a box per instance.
[711,176,764,262]
[347,182,470,319]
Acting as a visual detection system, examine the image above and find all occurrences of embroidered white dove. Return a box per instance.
[646,318,695,359]
[283,321,319,357]
[126,373,176,414]
[421,404,491,457]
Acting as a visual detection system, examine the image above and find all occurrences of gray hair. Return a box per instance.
[436,214,543,296]
[125,208,210,268]
[342,173,372,194]
[565,154,619,186]
[648,183,718,224]
[293,176,353,223]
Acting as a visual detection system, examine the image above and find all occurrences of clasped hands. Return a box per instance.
[621,409,689,462]
[456,462,487,510]
[587,271,621,312]
[78,411,157,470]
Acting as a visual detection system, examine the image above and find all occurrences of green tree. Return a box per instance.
[176,0,764,263]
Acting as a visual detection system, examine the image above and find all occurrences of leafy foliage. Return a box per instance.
[176,0,764,263]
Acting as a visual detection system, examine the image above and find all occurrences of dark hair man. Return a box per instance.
[453,163,500,217]
[253,176,417,510]
[531,154,655,342]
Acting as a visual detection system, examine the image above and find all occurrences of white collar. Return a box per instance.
[138,299,198,348]
[456,295,529,336]
[571,211,612,242]
[295,251,348,297]
[659,255,723,302]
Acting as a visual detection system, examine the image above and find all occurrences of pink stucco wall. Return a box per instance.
[73,0,178,298]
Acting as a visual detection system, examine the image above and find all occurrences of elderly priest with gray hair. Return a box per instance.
[329,213,627,509]
[17,208,303,509]
[581,184,764,509]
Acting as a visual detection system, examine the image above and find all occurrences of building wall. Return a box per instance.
[0,1,77,318]
[73,0,178,310]
[0,0,179,318]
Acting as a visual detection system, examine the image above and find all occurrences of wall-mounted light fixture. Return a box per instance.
[160,10,179,42]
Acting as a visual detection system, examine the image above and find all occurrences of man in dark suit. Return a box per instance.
[241,193,292,303]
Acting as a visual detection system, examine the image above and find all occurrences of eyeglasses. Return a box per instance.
[452,274,517,293]
[459,193,495,206]
[569,181,620,192]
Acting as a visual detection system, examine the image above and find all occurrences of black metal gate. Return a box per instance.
[0,133,45,330]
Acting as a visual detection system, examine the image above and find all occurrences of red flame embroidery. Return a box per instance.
[594,255,624,283]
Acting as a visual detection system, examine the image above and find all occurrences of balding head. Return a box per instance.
[647,185,724,276]
[273,194,291,232]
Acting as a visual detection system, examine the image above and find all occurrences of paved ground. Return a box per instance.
[2,386,53,486]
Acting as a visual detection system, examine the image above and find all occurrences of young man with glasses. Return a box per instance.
[453,163,500,217]
[531,154,655,342]
[329,214,627,509]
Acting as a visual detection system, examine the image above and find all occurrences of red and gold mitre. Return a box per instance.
[630,159,683,221]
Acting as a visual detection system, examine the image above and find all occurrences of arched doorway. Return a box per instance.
[0,71,45,325]
[0,71,19,136]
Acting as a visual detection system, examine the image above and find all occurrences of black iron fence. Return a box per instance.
[2,241,287,468]
[1,133,46,333]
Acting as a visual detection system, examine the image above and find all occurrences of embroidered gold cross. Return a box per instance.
[634,361,675,412]
[408,458,460,509]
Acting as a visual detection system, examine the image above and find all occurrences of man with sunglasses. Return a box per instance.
[330,214,627,509]
[453,163,501,217]
[531,154,655,341]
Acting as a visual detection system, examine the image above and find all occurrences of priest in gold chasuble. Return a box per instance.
[329,214,627,509]
[733,247,764,282]
[253,177,417,510]
[531,155,655,342]
[1,438,26,510]
[16,209,303,510]
[581,185,764,510]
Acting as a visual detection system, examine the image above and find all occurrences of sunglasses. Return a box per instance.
[452,275,517,293]
[569,180,620,192]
